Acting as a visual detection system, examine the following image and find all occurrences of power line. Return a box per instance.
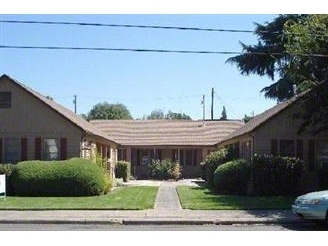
[1,45,328,57]
[0,20,257,33]
[1,20,328,38]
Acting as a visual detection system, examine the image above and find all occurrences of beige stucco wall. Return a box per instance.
[0,77,83,159]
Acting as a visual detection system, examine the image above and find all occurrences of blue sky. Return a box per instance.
[1,13,282,120]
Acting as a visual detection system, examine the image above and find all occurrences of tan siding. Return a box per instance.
[0,77,83,160]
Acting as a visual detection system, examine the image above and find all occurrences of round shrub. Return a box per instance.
[10,158,107,196]
[213,159,251,195]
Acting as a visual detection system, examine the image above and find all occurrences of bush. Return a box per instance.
[251,154,304,196]
[0,164,16,195]
[148,159,181,180]
[201,148,234,187]
[103,172,113,194]
[213,159,251,195]
[115,161,131,182]
[10,158,108,196]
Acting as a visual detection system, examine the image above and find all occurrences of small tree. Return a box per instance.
[87,102,133,120]
[220,106,227,120]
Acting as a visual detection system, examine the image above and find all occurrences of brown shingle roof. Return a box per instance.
[220,95,301,143]
[90,119,244,146]
[1,74,116,144]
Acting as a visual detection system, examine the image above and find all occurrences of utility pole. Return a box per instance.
[73,95,77,114]
[211,87,214,120]
[201,95,205,120]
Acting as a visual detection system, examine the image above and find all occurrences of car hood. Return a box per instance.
[298,190,328,200]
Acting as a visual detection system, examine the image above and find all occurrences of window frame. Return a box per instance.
[43,138,60,161]
[4,137,20,164]
[0,91,12,109]
[279,139,295,157]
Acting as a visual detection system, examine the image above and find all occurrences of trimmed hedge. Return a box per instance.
[10,158,108,196]
[213,159,251,195]
[251,154,304,196]
[115,161,131,182]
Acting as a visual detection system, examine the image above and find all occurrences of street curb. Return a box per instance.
[0,218,303,225]
[0,219,124,225]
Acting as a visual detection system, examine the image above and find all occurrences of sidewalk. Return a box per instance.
[0,179,301,225]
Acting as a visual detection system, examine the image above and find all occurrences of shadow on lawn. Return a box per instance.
[187,184,296,220]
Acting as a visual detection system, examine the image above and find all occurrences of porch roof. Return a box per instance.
[90,119,244,146]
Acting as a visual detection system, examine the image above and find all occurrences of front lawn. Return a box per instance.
[177,186,295,210]
[0,186,158,210]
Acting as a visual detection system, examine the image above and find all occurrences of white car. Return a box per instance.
[292,190,328,225]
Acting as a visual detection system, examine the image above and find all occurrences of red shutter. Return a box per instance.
[21,138,28,161]
[35,137,42,160]
[0,138,2,163]
[60,138,67,160]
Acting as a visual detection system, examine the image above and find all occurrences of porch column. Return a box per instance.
[109,147,117,179]
[126,147,132,162]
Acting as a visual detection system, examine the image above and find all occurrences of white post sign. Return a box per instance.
[0,174,6,198]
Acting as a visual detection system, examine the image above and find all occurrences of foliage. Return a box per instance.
[219,106,227,120]
[10,158,108,196]
[201,148,234,187]
[227,14,328,134]
[115,161,131,182]
[166,111,192,120]
[0,163,15,176]
[148,159,181,180]
[145,109,192,120]
[243,114,254,123]
[283,15,328,134]
[146,109,165,119]
[87,102,133,120]
[213,159,251,195]
[0,164,16,195]
[251,154,304,196]
[226,14,308,101]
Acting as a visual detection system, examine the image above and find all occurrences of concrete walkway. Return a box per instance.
[154,182,182,210]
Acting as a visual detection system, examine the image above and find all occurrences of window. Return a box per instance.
[280,140,295,157]
[4,138,20,164]
[241,141,251,161]
[0,92,11,108]
[179,149,197,166]
[43,138,59,160]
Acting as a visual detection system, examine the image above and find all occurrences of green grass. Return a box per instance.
[177,185,295,210]
[0,186,158,210]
